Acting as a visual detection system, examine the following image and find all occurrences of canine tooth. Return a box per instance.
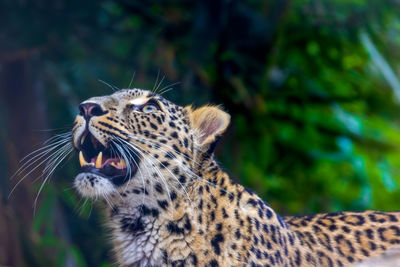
[80,131,88,145]
[111,162,117,168]
[96,151,103,168]
[119,158,126,168]
[79,151,87,167]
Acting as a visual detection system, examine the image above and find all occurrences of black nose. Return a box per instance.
[79,102,106,120]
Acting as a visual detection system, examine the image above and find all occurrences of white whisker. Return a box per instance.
[116,138,173,204]
[158,82,181,95]
[33,144,73,213]
[126,135,231,196]
[154,75,165,94]
[113,142,147,207]
[127,71,136,89]
[152,70,161,92]
[129,135,201,168]
[14,137,71,177]
[9,141,72,198]
[98,79,119,92]
[117,137,192,206]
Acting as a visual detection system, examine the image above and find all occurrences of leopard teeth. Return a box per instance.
[119,158,126,168]
[79,151,87,167]
[80,131,88,145]
[96,151,103,168]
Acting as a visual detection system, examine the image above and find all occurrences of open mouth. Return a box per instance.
[78,131,138,186]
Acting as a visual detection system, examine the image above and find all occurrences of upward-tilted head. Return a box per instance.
[69,88,400,267]
[72,88,230,198]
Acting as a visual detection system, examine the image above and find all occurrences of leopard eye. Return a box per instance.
[141,104,157,113]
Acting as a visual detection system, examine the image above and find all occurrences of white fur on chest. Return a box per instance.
[110,209,164,266]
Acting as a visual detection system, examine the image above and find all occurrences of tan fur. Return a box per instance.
[189,105,230,145]
[71,89,400,267]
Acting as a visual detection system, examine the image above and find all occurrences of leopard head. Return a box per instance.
[72,89,230,199]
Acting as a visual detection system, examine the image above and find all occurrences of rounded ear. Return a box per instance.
[186,105,230,150]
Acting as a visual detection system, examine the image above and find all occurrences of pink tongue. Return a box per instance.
[103,158,120,166]
[90,156,122,168]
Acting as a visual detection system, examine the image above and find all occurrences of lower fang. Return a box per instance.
[79,151,87,167]
[119,159,126,168]
[96,151,103,168]
[80,131,88,145]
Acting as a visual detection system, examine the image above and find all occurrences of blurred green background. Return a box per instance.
[2,0,400,266]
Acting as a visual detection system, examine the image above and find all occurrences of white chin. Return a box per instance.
[74,173,116,197]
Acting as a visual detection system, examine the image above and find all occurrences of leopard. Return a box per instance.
[71,88,400,266]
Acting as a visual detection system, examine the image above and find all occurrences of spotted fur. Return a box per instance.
[71,89,400,266]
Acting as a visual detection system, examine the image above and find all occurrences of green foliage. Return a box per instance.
[3,0,400,265]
